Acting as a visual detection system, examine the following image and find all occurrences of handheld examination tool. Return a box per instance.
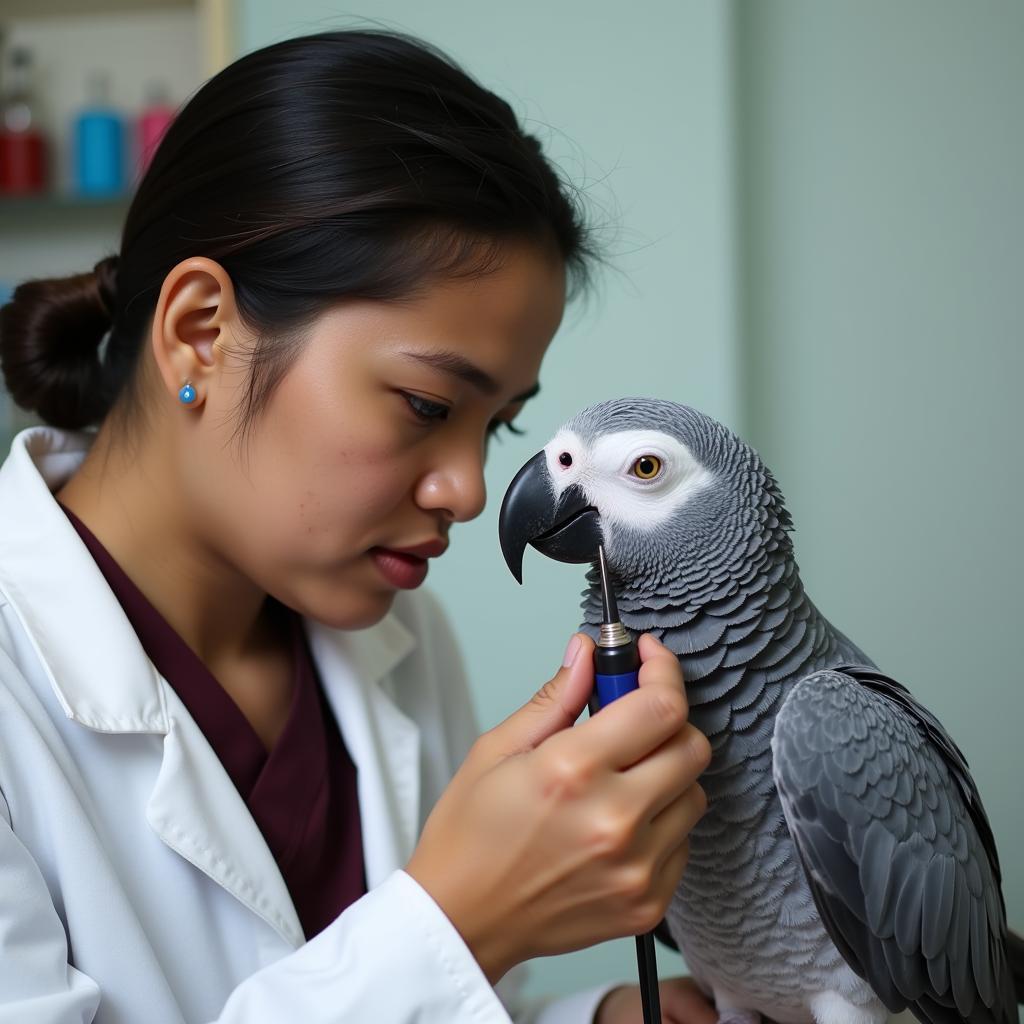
[593,544,640,704]
[497,460,663,1024]
[592,544,661,1024]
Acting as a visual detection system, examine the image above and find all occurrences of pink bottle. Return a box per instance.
[137,84,175,175]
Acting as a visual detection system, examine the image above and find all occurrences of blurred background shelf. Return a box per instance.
[0,194,131,219]
[0,0,233,245]
[2,1,194,15]
[0,0,233,448]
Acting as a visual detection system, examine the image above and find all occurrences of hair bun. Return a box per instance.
[93,255,120,318]
[0,258,119,430]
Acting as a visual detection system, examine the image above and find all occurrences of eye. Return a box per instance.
[558,452,573,467]
[631,454,662,480]
[402,392,450,423]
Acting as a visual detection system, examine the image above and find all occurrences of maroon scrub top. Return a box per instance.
[60,504,366,939]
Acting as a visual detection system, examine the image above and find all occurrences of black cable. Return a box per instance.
[636,930,661,1023]
[597,545,662,1023]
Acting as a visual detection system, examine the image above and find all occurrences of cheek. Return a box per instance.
[269,382,436,552]
[191,439,417,587]
[297,435,413,535]
[195,349,421,565]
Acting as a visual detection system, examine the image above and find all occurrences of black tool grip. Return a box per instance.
[593,640,640,678]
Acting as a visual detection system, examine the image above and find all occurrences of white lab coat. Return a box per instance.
[0,427,613,1024]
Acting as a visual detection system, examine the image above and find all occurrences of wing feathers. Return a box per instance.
[972,899,995,1005]
[860,822,897,934]
[949,869,971,968]
[921,854,956,960]
[894,863,926,957]
[773,668,1013,1024]
[927,947,951,994]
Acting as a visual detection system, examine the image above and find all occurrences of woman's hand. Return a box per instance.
[405,632,711,983]
[595,976,718,1024]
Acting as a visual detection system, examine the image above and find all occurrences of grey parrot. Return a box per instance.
[497,398,1023,1024]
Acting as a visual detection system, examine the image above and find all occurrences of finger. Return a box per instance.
[645,784,707,863]
[491,633,596,755]
[593,984,639,1024]
[637,633,687,712]
[574,657,688,770]
[660,977,718,1024]
[652,834,691,904]
[618,722,712,819]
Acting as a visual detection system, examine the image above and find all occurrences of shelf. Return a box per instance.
[0,2,233,81]
[0,194,131,228]
[0,1,192,17]
[0,1,232,280]
[0,194,131,211]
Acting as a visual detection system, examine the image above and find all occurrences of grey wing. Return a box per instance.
[771,667,1015,1024]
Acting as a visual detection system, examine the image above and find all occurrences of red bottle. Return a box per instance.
[137,84,175,176]
[0,46,48,195]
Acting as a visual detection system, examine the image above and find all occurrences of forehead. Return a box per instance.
[317,242,566,393]
[352,245,565,382]
[412,243,567,364]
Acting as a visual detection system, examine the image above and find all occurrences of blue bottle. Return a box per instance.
[74,73,123,197]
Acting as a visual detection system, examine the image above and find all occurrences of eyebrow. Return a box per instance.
[399,349,541,404]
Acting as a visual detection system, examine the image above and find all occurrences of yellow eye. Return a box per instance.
[632,455,662,480]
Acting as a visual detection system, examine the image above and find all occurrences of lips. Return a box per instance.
[369,538,448,589]
[388,539,449,559]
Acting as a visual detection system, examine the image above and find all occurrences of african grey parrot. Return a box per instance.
[497,398,1023,1024]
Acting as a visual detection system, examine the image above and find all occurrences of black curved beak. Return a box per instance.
[498,450,603,583]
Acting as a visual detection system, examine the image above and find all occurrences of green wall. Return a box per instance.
[737,0,1023,944]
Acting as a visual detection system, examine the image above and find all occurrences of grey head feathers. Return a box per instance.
[550,397,794,595]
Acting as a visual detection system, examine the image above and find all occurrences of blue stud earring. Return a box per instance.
[178,381,196,405]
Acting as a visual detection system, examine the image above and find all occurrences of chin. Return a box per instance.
[312,588,397,631]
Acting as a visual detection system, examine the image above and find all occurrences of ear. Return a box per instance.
[150,257,244,408]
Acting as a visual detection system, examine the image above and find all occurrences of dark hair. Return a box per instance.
[0,30,595,434]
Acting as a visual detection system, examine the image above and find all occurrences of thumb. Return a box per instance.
[494,632,595,755]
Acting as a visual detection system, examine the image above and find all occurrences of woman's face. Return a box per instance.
[189,243,566,629]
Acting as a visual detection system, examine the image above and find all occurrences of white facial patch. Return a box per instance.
[544,427,714,534]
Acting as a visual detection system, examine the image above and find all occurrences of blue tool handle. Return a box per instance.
[595,669,640,708]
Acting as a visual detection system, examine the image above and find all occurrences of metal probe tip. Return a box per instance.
[597,544,619,625]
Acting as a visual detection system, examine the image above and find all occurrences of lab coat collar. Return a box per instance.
[0,426,421,946]
[0,427,166,732]
[309,619,421,891]
[328,602,417,689]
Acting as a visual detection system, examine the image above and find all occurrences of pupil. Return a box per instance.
[559,452,573,467]
[640,458,654,474]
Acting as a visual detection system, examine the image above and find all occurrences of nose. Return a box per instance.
[414,439,487,524]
